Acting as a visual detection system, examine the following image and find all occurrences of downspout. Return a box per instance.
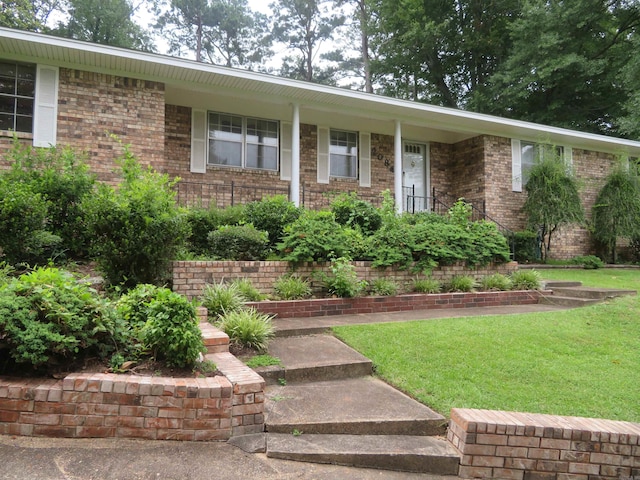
[291,103,301,207]
[394,120,403,214]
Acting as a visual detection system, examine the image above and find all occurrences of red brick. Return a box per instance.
[492,468,524,480]
[76,426,115,437]
[0,410,20,422]
[33,425,75,437]
[528,448,560,460]
[116,427,157,439]
[458,465,493,478]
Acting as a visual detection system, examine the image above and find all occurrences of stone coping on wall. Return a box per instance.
[246,290,546,319]
[448,408,640,479]
[0,323,265,441]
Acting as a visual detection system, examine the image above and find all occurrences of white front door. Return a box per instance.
[402,142,429,212]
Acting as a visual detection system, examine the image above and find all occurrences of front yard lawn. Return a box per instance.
[333,269,640,422]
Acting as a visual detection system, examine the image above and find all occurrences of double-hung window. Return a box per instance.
[208,112,278,171]
[513,139,568,192]
[330,129,358,179]
[0,62,35,133]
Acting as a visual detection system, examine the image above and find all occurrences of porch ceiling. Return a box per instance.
[2,27,640,155]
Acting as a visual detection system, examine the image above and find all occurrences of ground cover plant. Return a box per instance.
[333,269,640,422]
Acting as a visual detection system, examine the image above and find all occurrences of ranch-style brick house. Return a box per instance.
[2,27,640,259]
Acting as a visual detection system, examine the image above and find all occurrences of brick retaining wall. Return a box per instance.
[448,408,640,479]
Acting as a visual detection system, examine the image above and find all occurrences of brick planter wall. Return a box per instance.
[246,290,546,319]
[448,408,640,479]
[172,260,519,300]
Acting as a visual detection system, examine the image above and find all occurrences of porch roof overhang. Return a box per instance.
[2,27,640,156]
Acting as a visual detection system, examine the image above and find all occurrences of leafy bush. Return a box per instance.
[512,230,539,263]
[231,278,265,301]
[82,145,189,288]
[184,204,245,255]
[201,281,246,319]
[273,274,312,300]
[570,255,605,269]
[140,288,205,368]
[330,192,382,235]
[0,267,121,373]
[278,210,351,262]
[244,195,300,247]
[207,224,269,260]
[412,276,441,294]
[320,257,366,298]
[217,308,275,352]
[445,275,476,292]
[510,270,541,290]
[368,278,399,296]
[0,179,61,266]
[479,273,512,291]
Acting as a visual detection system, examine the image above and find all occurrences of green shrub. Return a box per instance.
[512,230,539,263]
[185,204,245,255]
[217,308,275,352]
[201,281,246,319]
[140,288,205,368]
[0,267,122,373]
[207,224,269,260]
[479,273,512,291]
[570,255,605,269]
[244,195,300,247]
[330,192,382,235]
[231,278,265,301]
[510,270,541,290]
[273,274,312,300]
[412,276,441,294]
[0,179,61,266]
[278,210,351,262]
[445,275,476,292]
[368,278,399,296]
[82,145,189,288]
[320,256,366,298]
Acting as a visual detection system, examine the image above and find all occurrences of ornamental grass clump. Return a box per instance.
[231,278,265,301]
[510,270,541,290]
[479,273,512,291]
[273,274,312,300]
[445,274,476,292]
[412,276,441,294]
[368,278,399,296]
[217,308,275,353]
[201,281,246,320]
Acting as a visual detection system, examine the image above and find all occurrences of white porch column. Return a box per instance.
[394,120,403,214]
[291,103,301,206]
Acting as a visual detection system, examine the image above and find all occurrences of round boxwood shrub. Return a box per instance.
[244,195,300,247]
[207,224,269,260]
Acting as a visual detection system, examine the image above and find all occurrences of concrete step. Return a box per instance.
[255,335,372,385]
[542,280,582,288]
[550,286,636,300]
[267,433,461,475]
[539,295,601,308]
[265,377,447,436]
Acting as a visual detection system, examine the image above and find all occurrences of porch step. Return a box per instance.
[254,335,372,385]
[264,377,447,436]
[267,433,460,475]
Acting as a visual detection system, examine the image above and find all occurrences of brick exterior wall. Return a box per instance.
[449,408,640,480]
[451,136,486,204]
[172,260,519,299]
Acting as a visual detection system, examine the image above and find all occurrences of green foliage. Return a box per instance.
[523,151,584,261]
[512,230,539,263]
[207,224,269,260]
[570,255,605,270]
[244,195,300,247]
[479,273,511,291]
[592,164,640,263]
[0,262,15,285]
[245,354,282,368]
[412,276,441,294]
[445,275,475,292]
[201,281,246,320]
[510,270,541,291]
[320,257,366,298]
[184,204,245,256]
[447,199,472,226]
[0,267,121,373]
[217,307,275,353]
[273,274,312,300]
[330,192,382,235]
[231,278,265,301]
[0,179,61,266]
[139,288,205,368]
[368,278,398,296]
[82,144,189,288]
[278,210,350,262]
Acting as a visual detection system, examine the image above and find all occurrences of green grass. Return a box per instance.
[333,269,640,422]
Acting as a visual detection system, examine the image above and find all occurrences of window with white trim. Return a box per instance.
[513,139,569,192]
[0,61,35,133]
[330,129,358,178]
[208,112,278,171]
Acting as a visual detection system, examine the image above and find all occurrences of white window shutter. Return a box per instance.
[317,126,330,184]
[280,121,292,181]
[33,65,58,147]
[511,138,522,192]
[359,132,371,187]
[190,109,207,173]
